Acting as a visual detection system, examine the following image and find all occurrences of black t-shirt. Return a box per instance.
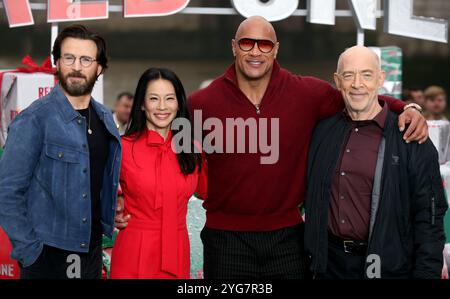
[77,103,110,249]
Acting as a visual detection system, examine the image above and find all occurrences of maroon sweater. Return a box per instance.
[188,61,405,231]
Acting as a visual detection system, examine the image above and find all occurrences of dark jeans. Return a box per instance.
[19,244,103,279]
[315,239,366,279]
[201,223,311,279]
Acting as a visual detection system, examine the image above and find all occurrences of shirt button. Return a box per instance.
[80,243,86,248]
[346,149,350,153]
[340,195,344,199]
[341,172,346,176]
[355,128,359,132]
[58,152,64,158]
[77,119,82,125]
[82,218,87,223]
[341,219,346,224]
[82,193,87,198]
[83,168,87,173]
[82,144,87,148]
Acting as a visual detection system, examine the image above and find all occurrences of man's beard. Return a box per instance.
[58,70,97,97]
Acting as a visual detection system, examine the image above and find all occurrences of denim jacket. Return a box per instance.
[0,85,121,267]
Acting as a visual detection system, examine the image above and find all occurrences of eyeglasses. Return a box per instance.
[60,54,97,68]
[237,38,275,54]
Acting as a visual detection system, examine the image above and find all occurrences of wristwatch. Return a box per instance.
[404,103,423,114]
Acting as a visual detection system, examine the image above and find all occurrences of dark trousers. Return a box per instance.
[316,239,366,279]
[201,223,311,279]
[19,244,103,279]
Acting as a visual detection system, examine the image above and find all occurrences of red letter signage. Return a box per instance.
[47,0,108,23]
[123,0,189,18]
[2,0,34,27]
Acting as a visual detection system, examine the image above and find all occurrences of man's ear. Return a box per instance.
[231,39,236,57]
[274,42,280,59]
[378,70,386,87]
[97,65,103,77]
[333,73,341,90]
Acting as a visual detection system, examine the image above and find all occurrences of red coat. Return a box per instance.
[110,129,207,279]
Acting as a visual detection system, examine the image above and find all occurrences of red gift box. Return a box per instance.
[0,227,20,279]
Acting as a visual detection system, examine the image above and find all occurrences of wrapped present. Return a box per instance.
[439,162,450,244]
[445,244,450,271]
[0,55,104,147]
[370,46,402,99]
[187,196,206,279]
[441,163,450,204]
[102,247,114,279]
[429,120,450,164]
[436,164,450,278]
[101,230,118,279]
[0,147,19,278]
[0,227,20,279]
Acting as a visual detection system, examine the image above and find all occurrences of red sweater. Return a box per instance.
[188,61,405,231]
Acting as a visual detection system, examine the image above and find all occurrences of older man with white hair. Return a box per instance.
[305,46,448,279]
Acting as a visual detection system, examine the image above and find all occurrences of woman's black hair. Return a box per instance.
[125,67,202,175]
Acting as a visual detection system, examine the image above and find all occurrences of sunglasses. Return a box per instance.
[237,38,275,54]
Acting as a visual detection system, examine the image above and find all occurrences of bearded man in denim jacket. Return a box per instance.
[0,25,121,279]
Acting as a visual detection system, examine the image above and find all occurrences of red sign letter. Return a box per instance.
[123,0,190,18]
[2,0,34,27]
[47,0,109,23]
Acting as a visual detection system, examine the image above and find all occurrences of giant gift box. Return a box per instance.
[439,163,450,279]
[187,197,206,279]
[0,228,19,279]
[0,56,103,146]
[428,120,450,165]
[439,163,450,243]
[370,46,402,99]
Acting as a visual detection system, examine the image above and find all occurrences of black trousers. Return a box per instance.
[201,223,311,279]
[19,244,103,279]
[315,239,366,279]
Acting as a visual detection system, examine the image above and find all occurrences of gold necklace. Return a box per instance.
[87,105,93,135]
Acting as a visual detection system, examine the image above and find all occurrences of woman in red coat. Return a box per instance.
[110,68,207,279]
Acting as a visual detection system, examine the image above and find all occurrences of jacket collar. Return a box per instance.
[339,102,397,136]
[383,108,397,136]
[372,101,388,129]
[343,99,389,130]
[52,84,107,123]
